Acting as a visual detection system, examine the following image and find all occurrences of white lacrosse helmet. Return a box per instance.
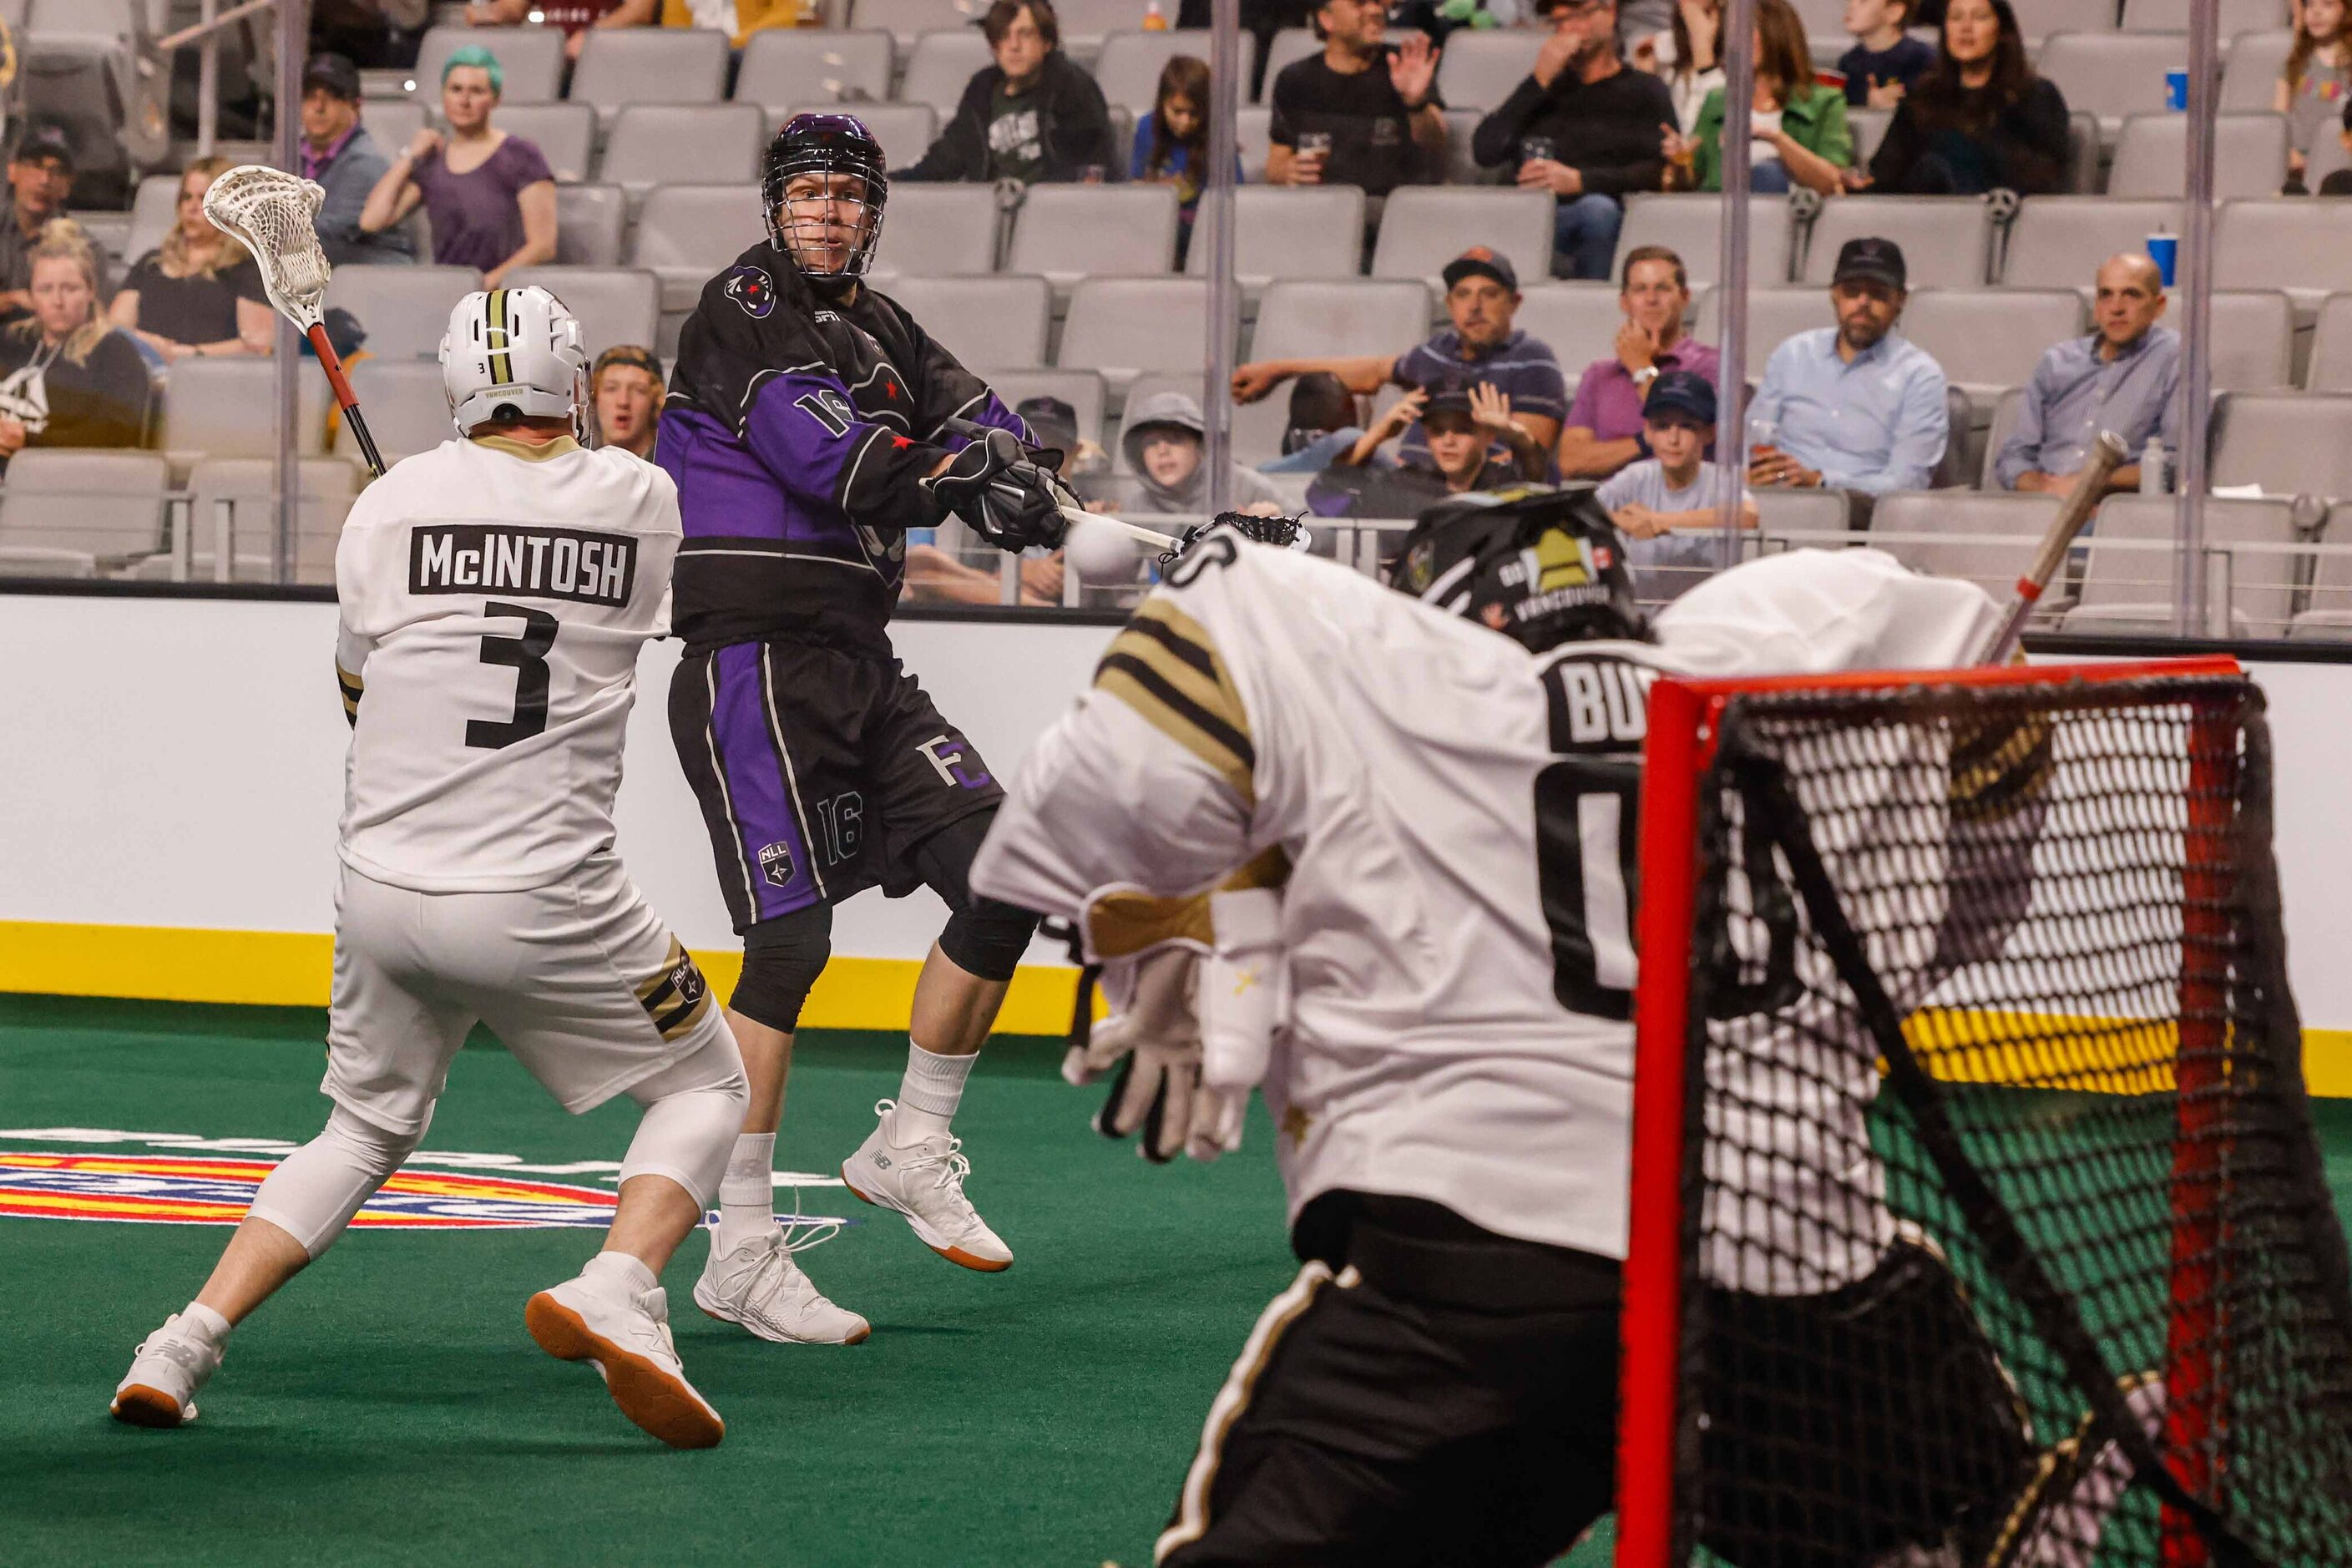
[438,286,589,438]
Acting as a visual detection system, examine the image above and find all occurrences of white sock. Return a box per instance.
[583,1250,658,1298]
[716,1132,776,1253]
[181,1302,232,1344]
[893,1039,977,1144]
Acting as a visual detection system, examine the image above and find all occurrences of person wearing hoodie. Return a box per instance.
[898,0,1121,185]
[1120,388,1284,518]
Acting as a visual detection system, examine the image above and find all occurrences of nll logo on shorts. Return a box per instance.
[0,1152,620,1230]
[758,840,797,888]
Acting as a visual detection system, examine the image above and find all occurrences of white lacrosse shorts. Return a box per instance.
[321,851,731,1137]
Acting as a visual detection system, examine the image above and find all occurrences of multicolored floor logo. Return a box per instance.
[0,1129,847,1231]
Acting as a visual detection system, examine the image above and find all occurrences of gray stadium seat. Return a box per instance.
[900,30,994,117]
[413,26,564,104]
[780,102,938,173]
[339,361,457,468]
[1058,278,1210,393]
[872,183,1002,275]
[1615,195,1798,286]
[1260,28,1320,98]
[1095,31,1261,114]
[2066,493,2300,635]
[853,0,959,49]
[1900,288,2084,397]
[599,105,766,195]
[2309,295,2352,392]
[1185,187,1365,288]
[1007,185,1180,286]
[0,449,169,577]
[1370,187,1554,290]
[983,369,1108,452]
[2066,110,2102,194]
[148,458,360,586]
[1802,196,1995,287]
[1750,488,1851,537]
[2000,197,2182,288]
[731,28,895,108]
[1847,108,1894,169]
[161,358,331,462]
[364,99,427,163]
[507,266,660,358]
[1237,107,1274,182]
[124,173,179,269]
[883,275,1053,370]
[2312,120,2352,189]
[630,185,767,311]
[2012,0,2125,42]
[326,266,483,362]
[2121,0,2287,34]
[1442,109,1503,185]
[1978,386,2026,488]
[571,28,731,115]
[2036,33,2189,134]
[1695,284,1832,367]
[19,1,168,195]
[2221,30,2293,112]
[2214,200,2352,311]
[1237,279,1432,462]
[2106,113,2291,198]
[556,184,629,266]
[2290,503,2352,635]
[1521,282,1712,387]
[1432,31,1543,112]
[2208,289,2294,390]
[495,104,598,185]
[2208,391,2352,497]
[1868,492,2065,593]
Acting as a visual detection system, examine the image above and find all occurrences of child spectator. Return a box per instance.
[358,46,558,286]
[2278,0,2349,191]
[900,0,1121,185]
[1839,0,1935,109]
[109,156,275,372]
[1859,0,2069,195]
[1662,0,1852,195]
[1261,372,1365,474]
[1642,0,1726,134]
[1131,57,1241,265]
[0,224,149,472]
[1595,369,1756,600]
[1309,383,1542,518]
[1121,388,1284,518]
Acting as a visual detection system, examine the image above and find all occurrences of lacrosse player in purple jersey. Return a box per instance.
[655,113,1068,1344]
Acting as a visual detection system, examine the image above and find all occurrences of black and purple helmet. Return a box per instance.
[762,112,890,282]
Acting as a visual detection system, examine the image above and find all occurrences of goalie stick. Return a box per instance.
[201,165,387,478]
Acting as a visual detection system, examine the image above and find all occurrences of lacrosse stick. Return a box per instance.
[1973,428,2127,665]
[203,164,387,478]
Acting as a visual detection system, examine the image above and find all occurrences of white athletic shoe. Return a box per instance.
[694,1224,871,1345]
[111,1313,223,1429]
[839,1099,1013,1272]
[524,1273,725,1449]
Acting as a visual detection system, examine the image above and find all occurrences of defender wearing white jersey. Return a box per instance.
[972,494,2048,1565]
[112,288,752,1451]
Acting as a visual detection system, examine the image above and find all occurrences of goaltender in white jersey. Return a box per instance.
[971,495,2064,1567]
[112,287,752,1451]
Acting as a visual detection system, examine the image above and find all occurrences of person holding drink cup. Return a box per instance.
[1267,0,1445,196]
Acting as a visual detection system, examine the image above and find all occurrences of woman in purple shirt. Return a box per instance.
[357,45,557,286]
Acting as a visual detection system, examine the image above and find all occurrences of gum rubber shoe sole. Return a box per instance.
[524,1292,725,1449]
[841,1171,1014,1273]
[109,1385,189,1429]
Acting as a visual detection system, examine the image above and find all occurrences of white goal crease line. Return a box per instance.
[0,1129,845,1187]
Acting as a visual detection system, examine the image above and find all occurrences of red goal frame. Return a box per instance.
[1612,655,2244,1568]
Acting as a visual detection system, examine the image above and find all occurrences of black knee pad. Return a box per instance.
[914,811,1039,981]
[731,905,833,1032]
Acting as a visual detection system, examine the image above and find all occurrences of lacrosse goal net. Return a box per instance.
[1615,657,2352,1568]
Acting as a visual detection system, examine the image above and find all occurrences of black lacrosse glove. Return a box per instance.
[919,427,1070,552]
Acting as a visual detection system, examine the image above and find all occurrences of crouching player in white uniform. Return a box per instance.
[972,493,2056,1565]
[110,287,751,1450]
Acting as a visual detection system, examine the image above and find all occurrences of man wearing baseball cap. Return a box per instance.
[1232,244,1566,474]
[1596,367,1758,600]
[0,124,101,320]
[299,53,414,267]
[1745,235,1948,496]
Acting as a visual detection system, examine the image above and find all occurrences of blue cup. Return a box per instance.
[2165,69,2188,110]
[2147,232,2177,286]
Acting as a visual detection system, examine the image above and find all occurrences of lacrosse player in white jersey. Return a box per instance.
[111,286,752,1450]
[971,493,2081,1565]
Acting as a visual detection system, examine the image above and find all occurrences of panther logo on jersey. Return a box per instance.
[759,839,797,888]
[725,265,777,320]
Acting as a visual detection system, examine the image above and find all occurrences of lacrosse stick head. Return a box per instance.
[202,165,331,333]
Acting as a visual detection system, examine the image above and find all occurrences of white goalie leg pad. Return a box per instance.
[1200,886,1285,1094]
[618,1034,751,1211]
[244,1105,424,1258]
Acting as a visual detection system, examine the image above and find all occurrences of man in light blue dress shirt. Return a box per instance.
[1995,253,2179,496]
[1747,237,1950,497]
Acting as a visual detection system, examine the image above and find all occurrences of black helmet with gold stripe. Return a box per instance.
[1387,483,1647,653]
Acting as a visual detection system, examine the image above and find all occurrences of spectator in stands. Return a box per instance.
[109,157,274,372]
[0,225,149,472]
[1120,389,1284,518]
[1839,0,1934,108]
[1018,392,1109,481]
[0,125,108,322]
[1266,0,1444,198]
[1597,368,1757,599]
[1994,253,2179,498]
[1634,0,1725,134]
[1133,56,1241,266]
[358,47,558,286]
[1557,244,1719,479]
[1856,0,2069,195]
[1662,0,1852,195]
[900,0,1121,185]
[1261,372,1366,474]
[2278,0,2349,192]
[467,0,647,63]
[1232,246,1567,471]
[1747,237,1948,494]
[1471,0,1675,281]
[299,53,413,267]
[1308,383,1544,518]
[590,345,664,461]
[2325,99,2352,194]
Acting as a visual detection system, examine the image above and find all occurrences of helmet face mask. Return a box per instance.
[763,114,889,284]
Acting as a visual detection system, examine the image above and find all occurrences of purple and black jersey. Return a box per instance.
[658,244,1029,658]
